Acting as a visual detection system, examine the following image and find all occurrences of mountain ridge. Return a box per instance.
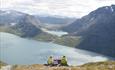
[0,10,42,37]
[62,5,115,57]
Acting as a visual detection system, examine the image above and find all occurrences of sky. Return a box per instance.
[0,0,115,18]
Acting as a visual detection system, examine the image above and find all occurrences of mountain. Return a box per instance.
[0,10,42,37]
[62,5,115,34]
[0,10,79,45]
[76,5,115,58]
[35,16,75,24]
[34,16,76,30]
[63,5,115,57]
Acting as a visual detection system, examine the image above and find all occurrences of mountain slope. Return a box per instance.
[62,5,115,34]
[35,16,75,24]
[34,16,76,30]
[75,5,115,58]
[0,10,79,46]
[0,10,42,37]
[62,5,115,57]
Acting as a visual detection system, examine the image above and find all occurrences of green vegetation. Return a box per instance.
[54,36,81,47]
[33,32,81,47]
[33,32,58,42]
[0,26,23,36]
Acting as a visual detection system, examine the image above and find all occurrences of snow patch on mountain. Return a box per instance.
[110,6,114,12]
[10,23,17,26]
[105,7,109,10]
[0,11,11,15]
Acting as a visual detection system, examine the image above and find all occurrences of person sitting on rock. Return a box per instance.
[47,56,53,66]
[60,56,68,66]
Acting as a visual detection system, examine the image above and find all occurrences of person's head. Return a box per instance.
[49,56,52,58]
[62,56,66,58]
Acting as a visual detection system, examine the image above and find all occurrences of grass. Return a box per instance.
[33,32,58,42]
[79,61,115,70]
[33,33,81,47]
[10,61,115,70]
[0,60,115,70]
[54,36,81,47]
[0,26,23,36]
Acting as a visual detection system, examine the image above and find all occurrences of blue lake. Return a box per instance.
[0,32,112,65]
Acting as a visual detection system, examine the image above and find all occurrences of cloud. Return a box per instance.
[0,0,115,17]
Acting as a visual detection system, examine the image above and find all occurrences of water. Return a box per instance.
[41,28,68,37]
[0,32,112,65]
[45,30,68,37]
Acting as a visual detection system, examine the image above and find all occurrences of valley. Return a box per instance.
[0,10,80,47]
[0,3,115,70]
[0,32,112,65]
[0,5,115,57]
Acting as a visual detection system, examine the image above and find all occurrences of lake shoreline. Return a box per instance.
[0,32,114,66]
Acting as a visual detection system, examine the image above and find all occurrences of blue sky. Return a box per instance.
[0,0,115,17]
